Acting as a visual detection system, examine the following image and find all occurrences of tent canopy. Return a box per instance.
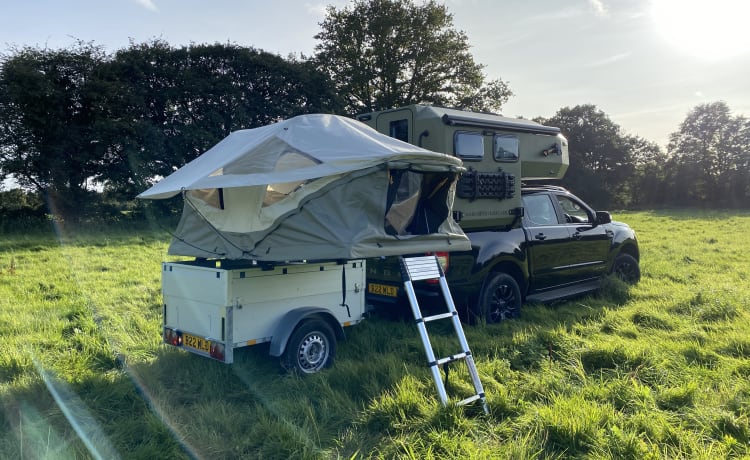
[139,114,471,261]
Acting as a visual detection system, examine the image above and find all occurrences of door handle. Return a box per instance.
[535,233,546,240]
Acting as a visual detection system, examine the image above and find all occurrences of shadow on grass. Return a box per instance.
[1,320,423,460]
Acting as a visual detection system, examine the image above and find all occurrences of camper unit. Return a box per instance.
[161,258,366,373]
[357,105,569,229]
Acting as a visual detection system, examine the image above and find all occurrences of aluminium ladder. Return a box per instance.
[399,255,489,414]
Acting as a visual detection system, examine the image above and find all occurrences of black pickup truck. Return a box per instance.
[365,185,640,323]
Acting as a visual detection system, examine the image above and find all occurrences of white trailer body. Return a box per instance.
[161,259,366,371]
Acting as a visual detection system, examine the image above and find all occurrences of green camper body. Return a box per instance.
[357,105,569,229]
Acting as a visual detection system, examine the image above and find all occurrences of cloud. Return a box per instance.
[585,51,632,68]
[305,2,327,16]
[305,0,348,17]
[587,0,608,17]
[134,0,158,12]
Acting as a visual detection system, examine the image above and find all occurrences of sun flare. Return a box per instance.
[652,0,750,60]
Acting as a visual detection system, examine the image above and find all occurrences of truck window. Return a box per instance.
[523,194,558,225]
[454,131,484,160]
[390,119,409,142]
[556,195,592,224]
[494,135,519,162]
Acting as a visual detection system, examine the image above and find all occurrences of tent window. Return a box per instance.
[385,171,422,235]
[189,188,224,209]
[273,151,320,172]
[385,171,453,235]
[263,180,309,206]
[262,151,320,207]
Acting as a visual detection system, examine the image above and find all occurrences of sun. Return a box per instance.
[652,0,750,60]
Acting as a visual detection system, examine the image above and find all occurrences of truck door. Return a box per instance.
[522,193,580,289]
[554,194,610,280]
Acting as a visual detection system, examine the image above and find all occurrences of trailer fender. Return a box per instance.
[269,307,345,357]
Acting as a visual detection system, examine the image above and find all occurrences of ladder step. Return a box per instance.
[457,394,483,407]
[433,352,470,366]
[422,312,455,322]
[402,256,442,281]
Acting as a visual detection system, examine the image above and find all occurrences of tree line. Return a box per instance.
[1,0,748,225]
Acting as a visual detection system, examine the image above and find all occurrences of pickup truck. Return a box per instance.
[365,185,640,323]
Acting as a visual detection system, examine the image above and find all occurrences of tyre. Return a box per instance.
[282,319,336,374]
[611,253,641,284]
[477,272,522,324]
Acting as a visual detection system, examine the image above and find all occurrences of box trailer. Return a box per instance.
[161,259,366,373]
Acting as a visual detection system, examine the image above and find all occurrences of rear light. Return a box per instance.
[425,251,449,284]
[164,327,182,346]
[210,342,225,361]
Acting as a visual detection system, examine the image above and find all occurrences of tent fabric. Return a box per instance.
[137,114,464,199]
[139,113,470,261]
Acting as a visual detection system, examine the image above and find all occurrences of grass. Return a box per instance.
[1,209,750,459]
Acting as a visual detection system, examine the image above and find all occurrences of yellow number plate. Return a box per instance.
[368,283,398,297]
[183,333,211,354]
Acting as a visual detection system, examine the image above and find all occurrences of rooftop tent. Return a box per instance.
[138,114,470,261]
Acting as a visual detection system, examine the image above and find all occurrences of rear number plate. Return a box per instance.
[368,283,398,297]
[183,333,211,354]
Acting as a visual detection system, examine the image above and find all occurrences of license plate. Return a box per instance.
[183,333,211,354]
[368,283,398,297]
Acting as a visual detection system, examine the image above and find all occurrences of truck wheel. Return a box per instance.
[477,272,521,324]
[611,254,641,284]
[282,319,336,374]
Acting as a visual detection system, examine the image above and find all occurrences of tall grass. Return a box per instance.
[1,210,749,458]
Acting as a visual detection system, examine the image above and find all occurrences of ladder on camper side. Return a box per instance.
[399,255,489,414]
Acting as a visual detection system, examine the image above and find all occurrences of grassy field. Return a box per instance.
[1,210,749,459]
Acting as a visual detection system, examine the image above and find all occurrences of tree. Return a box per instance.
[0,42,107,217]
[623,135,667,208]
[314,0,512,114]
[0,40,343,206]
[540,105,635,208]
[665,101,750,207]
[98,41,342,198]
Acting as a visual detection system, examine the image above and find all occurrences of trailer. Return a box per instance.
[138,114,470,373]
[161,258,365,373]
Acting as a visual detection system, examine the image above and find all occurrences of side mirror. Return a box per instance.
[595,211,612,225]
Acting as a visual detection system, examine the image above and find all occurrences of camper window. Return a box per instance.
[493,135,519,162]
[389,119,409,142]
[454,131,484,161]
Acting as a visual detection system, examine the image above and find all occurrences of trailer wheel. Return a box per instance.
[477,272,521,324]
[282,319,337,374]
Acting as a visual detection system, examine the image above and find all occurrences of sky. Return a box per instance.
[1,0,749,148]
